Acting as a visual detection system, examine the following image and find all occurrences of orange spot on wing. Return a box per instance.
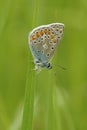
[47,30,51,34]
[31,35,36,41]
[53,39,57,44]
[44,29,48,34]
[40,30,44,35]
[51,34,55,39]
[36,32,40,37]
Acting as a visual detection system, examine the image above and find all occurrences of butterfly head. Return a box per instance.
[35,60,52,70]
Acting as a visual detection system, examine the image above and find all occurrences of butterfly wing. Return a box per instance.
[47,23,64,60]
[29,23,64,65]
[29,26,50,63]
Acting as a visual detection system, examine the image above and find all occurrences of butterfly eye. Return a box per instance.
[46,63,52,69]
[47,63,50,67]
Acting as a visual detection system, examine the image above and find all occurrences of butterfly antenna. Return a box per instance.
[54,64,67,70]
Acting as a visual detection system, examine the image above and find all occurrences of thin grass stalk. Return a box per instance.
[21,0,39,130]
[46,70,54,130]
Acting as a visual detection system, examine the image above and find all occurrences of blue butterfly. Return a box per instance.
[28,23,64,71]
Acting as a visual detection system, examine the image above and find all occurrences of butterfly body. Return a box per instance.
[28,23,64,70]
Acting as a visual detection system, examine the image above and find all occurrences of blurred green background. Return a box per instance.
[0,0,87,130]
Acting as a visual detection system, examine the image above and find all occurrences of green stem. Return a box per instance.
[46,70,54,130]
[21,69,35,130]
[32,0,40,28]
[22,0,39,130]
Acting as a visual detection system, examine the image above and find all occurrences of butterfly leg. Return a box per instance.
[34,64,39,70]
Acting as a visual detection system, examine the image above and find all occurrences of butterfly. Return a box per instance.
[28,23,64,71]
